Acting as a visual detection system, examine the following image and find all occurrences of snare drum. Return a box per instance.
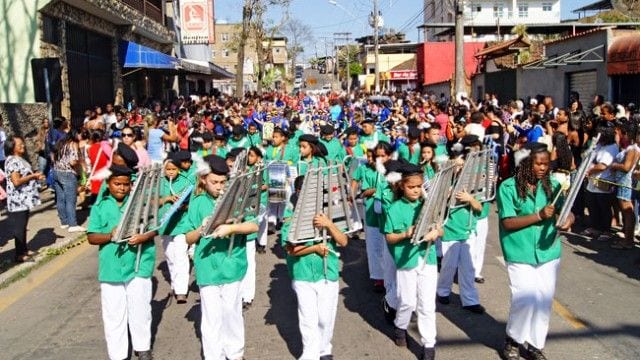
[267,162,289,203]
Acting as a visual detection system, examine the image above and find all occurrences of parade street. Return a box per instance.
[0,206,638,360]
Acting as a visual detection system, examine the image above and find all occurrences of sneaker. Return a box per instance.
[382,298,397,325]
[436,295,450,305]
[501,336,520,360]
[525,344,547,360]
[137,350,153,360]
[422,347,435,360]
[256,245,267,254]
[462,304,486,314]
[60,224,69,229]
[68,226,86,233]
[319,355,334,360]
[242,301,252,311]
[394,326,407,347]
[474,276,485,284]
[175,294,187,304]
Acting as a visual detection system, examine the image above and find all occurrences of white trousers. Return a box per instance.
[292,280,340,360]
[472,218,489,278]
[364,225,385,280]
[241,240,256,303]
[161,234,190,295]
[506,259,560,350]
[100,277,152,360]
[257,215,269,247]
[268,201,286,225]
[395,264,438,347]
[382,244,399,309]
[200,282,244,360]
[436,240,480,306]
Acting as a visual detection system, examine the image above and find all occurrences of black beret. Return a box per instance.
[166,152,182,167]
[204,155,229,176]
[273,127,287,136]
[523,141,548,153]
[320,124,335,135]
[232,125,246,136]
[175,150,192,162]
[299,134,319,145]
[202,132,214,142]
[108,164,134,178]
[344,126,359,136]
[116,143,139,169]
[420,141,437,150]
[398,162,423,177]
[459,134,481,147]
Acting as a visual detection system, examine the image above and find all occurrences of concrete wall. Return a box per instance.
[425,81,451,98]
[0,103,48,166]
[0,0,47,104]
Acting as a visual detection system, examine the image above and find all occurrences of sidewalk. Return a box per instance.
[0,190,89,286]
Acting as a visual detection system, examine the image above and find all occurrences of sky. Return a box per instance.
[213,0,598,60]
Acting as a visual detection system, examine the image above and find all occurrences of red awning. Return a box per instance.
[417,42,485,85]
[608,34,640,75]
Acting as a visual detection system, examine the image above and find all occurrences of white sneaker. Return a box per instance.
[60,225,69,229]
[68,226,86,233]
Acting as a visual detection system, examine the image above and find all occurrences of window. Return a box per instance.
[42,15,60,45]
[542,3,552,12]
[211,48,216,58]
[493,4,504,18]
[471,3,482,13]
[223,49,229,57]
[518,3,528,18]
[221,33,229,42]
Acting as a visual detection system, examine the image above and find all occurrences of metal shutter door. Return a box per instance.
[569,71,597,104]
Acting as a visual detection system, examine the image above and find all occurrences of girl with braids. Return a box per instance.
[549,132,575,190]
[497,142,574,360]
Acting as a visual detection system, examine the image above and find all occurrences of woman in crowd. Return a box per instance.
[53,129,85,232]
[4,136,45,262]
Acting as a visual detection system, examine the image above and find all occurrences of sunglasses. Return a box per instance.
[122,133,135,138]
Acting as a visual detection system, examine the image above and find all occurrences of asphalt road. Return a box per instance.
[0,206,639,360]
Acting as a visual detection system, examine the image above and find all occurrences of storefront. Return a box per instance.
[608,34,640,105]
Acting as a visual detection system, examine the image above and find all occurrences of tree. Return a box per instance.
[511,24,531,64]
[235,0,290,97]
[282,18,313,80]
[612,0,640,19]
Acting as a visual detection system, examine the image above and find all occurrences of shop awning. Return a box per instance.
[608,35,640,75]
[178,58,235,79]
[119,41,178,69]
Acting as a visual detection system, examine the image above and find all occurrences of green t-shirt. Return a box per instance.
[345,143,367,160]
[215,145,228,159]
[158,173,191,236]
[186,192,254,286]
[497,177,562,265]
[382,197,437,268]
[87,194,156,282]
[265,144,297,164]
[359,131,390,146]
[443,205,478,242]
[423,163,436,180]
[280,206,340,282]
[478,202,491,220]
[319,137,347,162]
[248,132,262,147]
[397,142,421,165]
[351,165,380,227]
[297,156,327,177]
[228,136,250,150]
[374,173,395,231]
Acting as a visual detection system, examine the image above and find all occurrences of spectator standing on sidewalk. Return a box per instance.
[53,129,85,232]
[4,136,45,262]
[0,114,7,170]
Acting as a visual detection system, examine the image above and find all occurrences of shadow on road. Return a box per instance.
[150,276,171,348]
[264,262,302,358]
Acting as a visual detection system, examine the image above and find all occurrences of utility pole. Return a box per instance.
[454,0,465,96]
[334,32,352,92]
[373,0,380,94]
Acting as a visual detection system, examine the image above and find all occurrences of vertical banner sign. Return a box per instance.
[181,0,215,44]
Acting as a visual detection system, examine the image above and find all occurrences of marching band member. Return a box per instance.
[298,134,328,176]
[419,142,438,181]
[397,126,421,165]
[351,148,385,292]
[344,126,367,160]
[281,176,348,360]
[87,164,156,360]
[497,142,573,360]
[247,122,263,147]
[196,132,216,158]
[382,161,442,360]
[214,134,229,159]
[264,127,297,229]
[228,125,251,150]
[436,135,485,314]
[158,152,192,304]
[173,150,196,184]
[319,124,346,162]
[359,117,390,149]
[183,155,259,360]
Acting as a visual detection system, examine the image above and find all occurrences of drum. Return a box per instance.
[267,162,289,203]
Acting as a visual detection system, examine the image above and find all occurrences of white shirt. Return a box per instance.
[103,113,117,128]
[0,128,6,161]
[465,123,485,139]
[586,143,619,194]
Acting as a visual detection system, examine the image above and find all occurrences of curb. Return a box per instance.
[0,233,87,289]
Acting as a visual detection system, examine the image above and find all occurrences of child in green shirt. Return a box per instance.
[419,142,438,181]
[182,155,259,360]
[382,162,442,360]
[280,175,348,360]
[87,164,156,360]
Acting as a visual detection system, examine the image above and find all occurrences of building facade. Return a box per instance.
[424,0,561,41]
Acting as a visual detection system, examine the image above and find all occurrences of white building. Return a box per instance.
[423,0,561,41]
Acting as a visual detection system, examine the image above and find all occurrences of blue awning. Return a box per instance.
[119,41,178,69]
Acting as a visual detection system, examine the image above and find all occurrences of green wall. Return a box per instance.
[0,0,46,103]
